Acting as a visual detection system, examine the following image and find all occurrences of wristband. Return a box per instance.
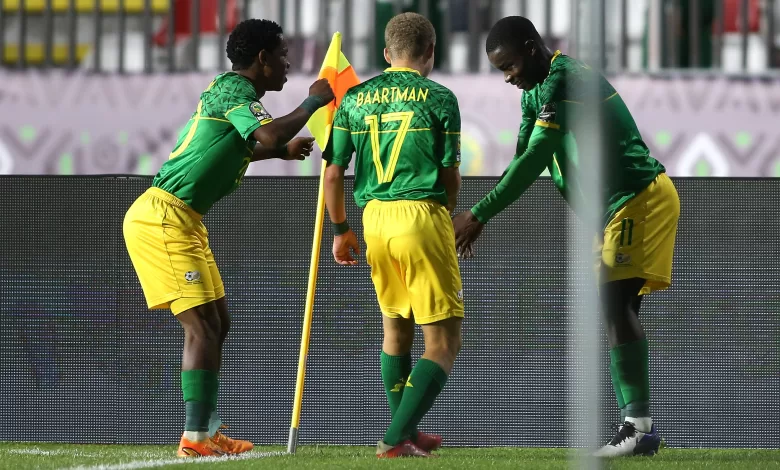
[333,220,350,235]
[300,96,326,115]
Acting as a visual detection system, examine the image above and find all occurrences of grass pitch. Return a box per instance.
[1,442,778,470]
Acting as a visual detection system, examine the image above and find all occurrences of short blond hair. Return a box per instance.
[385,12,436,60]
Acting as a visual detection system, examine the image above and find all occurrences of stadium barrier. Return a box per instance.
[1,176,778,448]
[2,73,780,178]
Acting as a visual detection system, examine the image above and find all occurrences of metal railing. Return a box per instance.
[0,0,776,74]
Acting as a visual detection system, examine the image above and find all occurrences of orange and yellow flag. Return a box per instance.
[306,32,360,150]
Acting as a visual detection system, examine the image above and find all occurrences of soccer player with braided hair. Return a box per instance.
[453,16,679,457]
[123,19,334,458]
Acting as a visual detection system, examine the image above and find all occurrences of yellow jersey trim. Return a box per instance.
[442,131,461,135]
[350,127,431,135]
[552,154,563,175]
[551,50,562,64]
[535,120,561,130]
[384,66,422,75]
[224,103,248,117]
[199,116,230,123]
[169,101,203,159]
[561,92,618,105]
[334,126,350,131]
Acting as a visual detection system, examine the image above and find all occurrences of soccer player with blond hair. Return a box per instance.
[323,12,463,458]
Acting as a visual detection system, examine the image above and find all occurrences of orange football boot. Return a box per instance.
[210,425,254,454]
[177,434,228,458]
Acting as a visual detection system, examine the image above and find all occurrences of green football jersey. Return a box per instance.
[324,67,461,208]
[523,53,664,225]
[153,72,273,215]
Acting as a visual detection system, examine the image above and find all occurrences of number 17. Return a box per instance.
[364,111,414,183]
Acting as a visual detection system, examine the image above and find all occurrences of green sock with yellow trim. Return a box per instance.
[381,352,412,418]
[382,359,448,446]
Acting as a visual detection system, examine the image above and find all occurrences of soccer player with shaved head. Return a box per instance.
[453,16,680,458]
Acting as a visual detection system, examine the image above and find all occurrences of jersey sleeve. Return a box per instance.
[516,91,536,156]
[322,98,355,168]
[221,80,273,141]
[440,91,462,168]
[534,65,568,133]
[471,125,563,223]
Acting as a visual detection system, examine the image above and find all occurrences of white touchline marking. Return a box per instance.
[5,448,100,457]
[60,451,286,470]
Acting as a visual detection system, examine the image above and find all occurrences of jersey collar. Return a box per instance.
[384,67,422,75]
[551,50,562,64]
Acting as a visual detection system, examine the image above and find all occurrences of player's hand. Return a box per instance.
[452,210,484,259]
[309,78,335,106]
[284,136,315,160]
[333,229,360,266]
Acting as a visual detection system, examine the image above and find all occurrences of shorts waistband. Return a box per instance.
[365,199,442,209]
[145,187,202,221]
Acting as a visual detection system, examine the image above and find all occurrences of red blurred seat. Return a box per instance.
[722,0,760,33]
[154,0,238,47]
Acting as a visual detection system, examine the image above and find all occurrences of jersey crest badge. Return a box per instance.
[250,101,272,122]
[538,103,557,124]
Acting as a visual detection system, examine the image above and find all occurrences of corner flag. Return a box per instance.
[306,32,360,150]
[288,32,360,455]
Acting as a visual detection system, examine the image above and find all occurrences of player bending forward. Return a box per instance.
[123,19,334,458]
[323,13,464,459]
[452,16,679,457]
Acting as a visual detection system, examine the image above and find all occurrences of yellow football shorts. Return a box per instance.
[123,187,225,315]
[362,199,464,325]
[597,173,680,295]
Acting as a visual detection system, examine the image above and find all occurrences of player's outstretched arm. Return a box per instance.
[251,136,314,162]
[324,162,360,265]
[453,126,563,257]
[252,78,334,149]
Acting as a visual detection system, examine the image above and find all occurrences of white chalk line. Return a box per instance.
[59,450,286,470]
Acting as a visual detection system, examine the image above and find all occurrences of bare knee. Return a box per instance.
[215,297,231,344]
[178,303,221,347]
[421,317,462,373]
[601,279,646,346]
[383,316,414,355]
[427,333,461,363]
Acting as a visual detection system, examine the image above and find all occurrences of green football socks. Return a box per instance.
[381,352,412,418]
[610,339,651,419]
[383,359,448,446]
[609,359,627,421]
[181,369,219,432]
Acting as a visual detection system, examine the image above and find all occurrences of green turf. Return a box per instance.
[0,442,778,470]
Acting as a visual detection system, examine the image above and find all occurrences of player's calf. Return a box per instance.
[176,303,224,455]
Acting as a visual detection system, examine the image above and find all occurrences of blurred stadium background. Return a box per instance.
[1,0,779,177]
[1,1,779,466]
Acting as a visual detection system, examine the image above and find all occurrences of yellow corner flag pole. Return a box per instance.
[287,32,360,455]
